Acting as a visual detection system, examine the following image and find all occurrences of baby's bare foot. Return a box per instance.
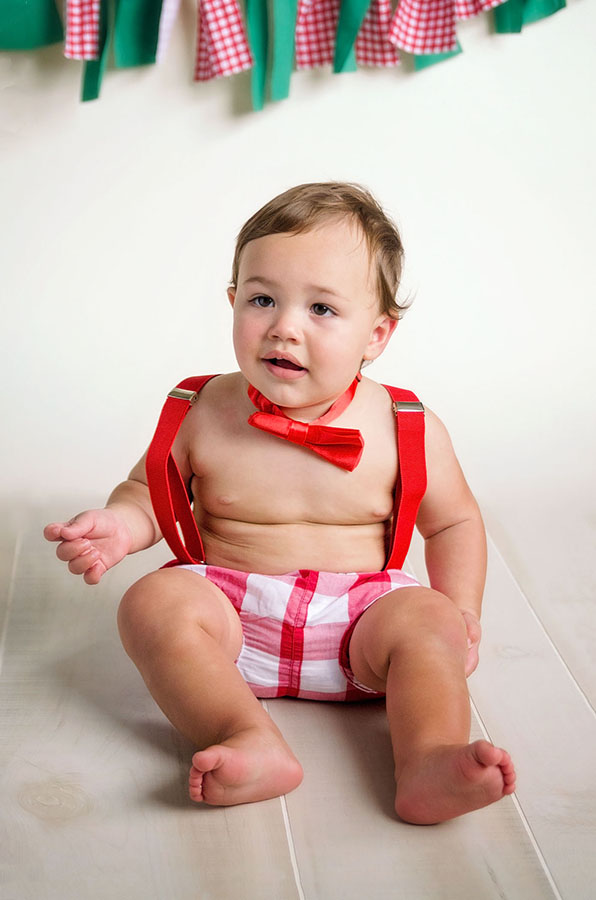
[395,740,516,825]
[189,726,303,806]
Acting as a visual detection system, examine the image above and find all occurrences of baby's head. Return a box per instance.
[231,182,407,320]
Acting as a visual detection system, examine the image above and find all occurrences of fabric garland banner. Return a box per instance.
[0,0,567,107]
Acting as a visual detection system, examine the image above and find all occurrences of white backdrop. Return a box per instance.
[1,2,594,690]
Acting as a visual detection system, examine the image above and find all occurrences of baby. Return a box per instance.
[44,182,515,824]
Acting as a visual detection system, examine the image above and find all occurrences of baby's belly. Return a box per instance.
[196,515,390,575]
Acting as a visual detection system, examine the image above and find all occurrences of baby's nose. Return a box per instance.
[268,309,302,341]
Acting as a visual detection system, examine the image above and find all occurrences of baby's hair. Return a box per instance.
[231,182,408,319]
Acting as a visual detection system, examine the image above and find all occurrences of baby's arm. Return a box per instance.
[415,409,487,675]
[44,453,162,585]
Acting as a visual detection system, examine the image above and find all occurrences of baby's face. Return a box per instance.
[228,219,396,417]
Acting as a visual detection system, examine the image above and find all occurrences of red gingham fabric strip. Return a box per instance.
[389,0,457,54]
[456,0,506,20]
[296,0,399,70]
[64,0,100,60]
[389,0,507,54]
[356,0,400,68]
[194,0,253,82]
[295,0,339,70]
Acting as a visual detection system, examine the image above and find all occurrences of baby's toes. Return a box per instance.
[502,769,517,792]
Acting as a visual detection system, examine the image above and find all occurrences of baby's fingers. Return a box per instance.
[83,560,107,585]
[44,522,67,542]
[44,512,97,543]
[56,538,94,563]
[67,547,101,576]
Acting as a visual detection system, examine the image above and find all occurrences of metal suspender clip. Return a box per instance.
[168,388,199,405]
[392,400,425,415]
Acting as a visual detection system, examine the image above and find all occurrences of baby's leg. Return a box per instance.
[118,569,302,805]
[348,587,516,824]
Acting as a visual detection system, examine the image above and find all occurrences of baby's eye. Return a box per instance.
[251,295,274,308]
[311,303,335,317]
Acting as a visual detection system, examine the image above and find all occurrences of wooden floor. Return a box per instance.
[1,505,595,899]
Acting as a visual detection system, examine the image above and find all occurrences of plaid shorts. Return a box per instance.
[177,564,420,701]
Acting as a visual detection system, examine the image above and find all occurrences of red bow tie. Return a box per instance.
[247,376,364,471]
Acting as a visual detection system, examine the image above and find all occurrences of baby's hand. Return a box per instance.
[43,509,133,585]
[461,610,482,677]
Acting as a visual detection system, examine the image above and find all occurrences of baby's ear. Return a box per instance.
[364,315,397,362]
[227,287,236,307]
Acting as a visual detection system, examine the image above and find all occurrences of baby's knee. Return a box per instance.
[410,588,468,651]
[117,569,242,661]
[349,587,466,687]
[380,586,467,653]
[117,571,171,653]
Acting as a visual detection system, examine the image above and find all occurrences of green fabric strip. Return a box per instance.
[82,0,111,102]
[494,1,523,31]
[523,0,566,26]
[334,0,371,74]
[494,0,566,34]
[114,0,163,68]
[0,0,63,50]
[413,43,462,71]
[81,0,164,102]
[246,0,269,111]
[271,0,297,102]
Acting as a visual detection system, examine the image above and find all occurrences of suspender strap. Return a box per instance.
[146,375,219,564]
[382,385,427,570]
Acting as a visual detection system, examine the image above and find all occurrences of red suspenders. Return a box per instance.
[146,377,426,570]
[380,386,427,569]
[146,376,218,565]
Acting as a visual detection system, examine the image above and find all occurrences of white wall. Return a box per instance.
[2,3,594,690]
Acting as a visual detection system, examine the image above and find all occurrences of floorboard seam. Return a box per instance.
[488,536,596,718]
[279,792,307,900]
[0,528,22,677]
[470,697,564,900]
[261,700,306,900]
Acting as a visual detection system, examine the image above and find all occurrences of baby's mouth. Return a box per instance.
[266,358,306,371]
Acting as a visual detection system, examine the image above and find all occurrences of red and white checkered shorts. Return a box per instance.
[177,564,420,701]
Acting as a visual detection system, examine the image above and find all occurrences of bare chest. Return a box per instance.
[189,409,398,528]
